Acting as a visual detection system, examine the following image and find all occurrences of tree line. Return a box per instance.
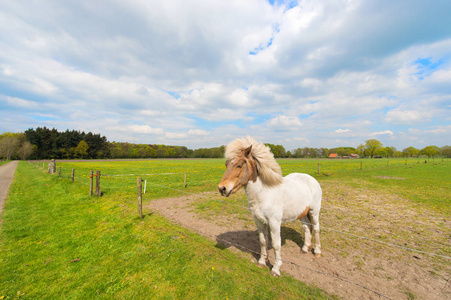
[274,139,450,159]
[0,127,450,160]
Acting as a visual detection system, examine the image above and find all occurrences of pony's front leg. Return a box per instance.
[269,219,282,277]
[255,220,269,268]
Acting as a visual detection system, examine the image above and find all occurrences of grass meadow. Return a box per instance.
[1,160,334,299]
[1,158,449,299]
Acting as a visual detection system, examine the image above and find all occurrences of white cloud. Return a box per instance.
[370,130,394,136]
[127,125,164,135]
[267,115,302,130]
[141,110,160,117]
[30,77,58,94]
[0,0,450,149]
[165,132,187,139]
[1,65,12,76]
[188,129,209,136]
[425,125,451,134]
[6,96,39,109]
[385,109,429,124]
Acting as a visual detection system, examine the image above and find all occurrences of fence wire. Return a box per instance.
[153,194,392,300]
[29,162,450,298]
[30,162,451,260]
[144,180,451,260]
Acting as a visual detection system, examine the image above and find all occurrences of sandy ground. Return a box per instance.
[146,182,450,300]
[0,161,18,216]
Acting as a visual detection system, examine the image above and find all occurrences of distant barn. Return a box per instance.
[329,153,359,159]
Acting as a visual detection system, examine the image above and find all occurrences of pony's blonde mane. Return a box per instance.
[225,136,283,186]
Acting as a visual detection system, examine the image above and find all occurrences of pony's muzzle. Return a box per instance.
[218,185,229,197]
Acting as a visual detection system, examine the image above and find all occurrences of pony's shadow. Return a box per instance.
[215,226,304,262]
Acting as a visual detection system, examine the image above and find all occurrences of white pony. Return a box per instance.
[218,136,322,276]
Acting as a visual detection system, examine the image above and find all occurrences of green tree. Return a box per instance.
[420,145,440,161]
[75,140,89,159]
[0,137,20,160]
[377,147,388,157]
[110,143,123,158]
[265,144,286,158]
[441,145,451,158]
[292,148,303,158]
[18,141,34,160]
[24,127,109,159]
[357,144,365,157]
[385,146,396,158]
[147,146,157,158]
[364,139,383,158]
[402,146,419,157]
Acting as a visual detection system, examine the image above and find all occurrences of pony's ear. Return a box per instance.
[244,145,252,157]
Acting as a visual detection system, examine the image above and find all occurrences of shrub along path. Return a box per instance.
[0,161,18,216]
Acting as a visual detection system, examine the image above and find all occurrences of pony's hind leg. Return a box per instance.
[300,215,313,253]
[309,211,321,257]
[255,220,269,268]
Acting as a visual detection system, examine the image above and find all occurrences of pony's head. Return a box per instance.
[218,136,283,197]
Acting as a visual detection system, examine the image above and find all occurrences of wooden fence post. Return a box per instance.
[89,170,93,196]
[58,167,61,177]
[317,163,320,175]
[137,177,143,219]
[360,162,362,170]
[95,170,101,196]
[52,159,56,174]
[71,169,75,182]
[184,171,187,188]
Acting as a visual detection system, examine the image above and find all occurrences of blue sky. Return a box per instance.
[1,0,450,150]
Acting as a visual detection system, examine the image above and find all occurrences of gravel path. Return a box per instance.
[0,161,18,216]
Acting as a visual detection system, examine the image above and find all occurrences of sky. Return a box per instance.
[1,0,450,151]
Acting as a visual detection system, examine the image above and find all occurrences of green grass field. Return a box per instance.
[1,161,335,299]
[50,158,450,215]
[1,158,449,299]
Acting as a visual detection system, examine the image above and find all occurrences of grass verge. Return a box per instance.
[0,160,11,167]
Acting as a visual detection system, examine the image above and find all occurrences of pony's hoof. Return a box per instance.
[257,263,266,269]
[270,270,280,277]
[314,253,321,258]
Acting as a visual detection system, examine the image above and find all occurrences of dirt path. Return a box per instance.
[0,161,18,216]
[146,184,450,300]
